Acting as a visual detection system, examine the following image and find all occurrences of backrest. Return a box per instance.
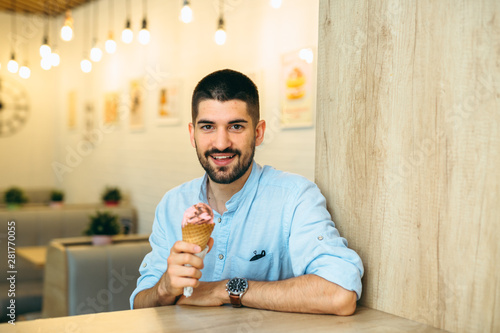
[66,242,151,315]
[42,235,151,318]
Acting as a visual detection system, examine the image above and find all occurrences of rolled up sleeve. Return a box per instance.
[288,182,364,299]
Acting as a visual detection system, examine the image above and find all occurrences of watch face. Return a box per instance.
[228,278,248,293]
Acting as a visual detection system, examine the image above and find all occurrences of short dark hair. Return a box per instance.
[191,69,260,126]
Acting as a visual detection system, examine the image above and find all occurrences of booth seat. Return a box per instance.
[0,204,137,322]
[42,235,150,318]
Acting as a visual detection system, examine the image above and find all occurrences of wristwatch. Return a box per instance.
[226,277,248,308]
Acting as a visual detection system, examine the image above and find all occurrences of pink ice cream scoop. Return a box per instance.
[181,203,214,228]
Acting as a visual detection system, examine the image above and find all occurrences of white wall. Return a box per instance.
[0,12,58,189]
[1,0,318,233]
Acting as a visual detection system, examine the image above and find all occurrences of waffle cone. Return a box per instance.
[182,223,215,248]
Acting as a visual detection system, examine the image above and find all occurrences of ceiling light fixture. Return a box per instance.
[8,1,18,73]
[180,0,193,23]
[40,3,51,59]
[61,9,74,41]
[19,13,31,79]
[81,3,92,73]
[90,0,103,62]
[138,0,150,45]
[121,0,133,44]
[105,0,117,53]
[50,10,60,67]
[8,54,19,74]
[214,0,226,45]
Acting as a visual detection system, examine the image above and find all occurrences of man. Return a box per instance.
[130,69,363,315]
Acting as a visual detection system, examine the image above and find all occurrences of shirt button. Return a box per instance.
[217,217,222,223]
[142,262,147,268]
[318,236,324,241]
[218,254,224,260]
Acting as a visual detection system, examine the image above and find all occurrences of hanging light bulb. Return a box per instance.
[51,50,61,67]
[105,32,117,53]
[7,54,19,73]
[81,58,92,73]
[40,36,51,58]
[105,0,117,53]
[19,64,31,79]
[121,20,133,43]
[138,18,150,45]
[180,0,193,23]
[61,9,74,41]
[122,0,133,44]
[214,17,226,45]
[214,0,226,45]
[90,41,103,62]
[40,57,52,70]
[270,0,282,9]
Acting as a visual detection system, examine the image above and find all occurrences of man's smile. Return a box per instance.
[209,153,237,166]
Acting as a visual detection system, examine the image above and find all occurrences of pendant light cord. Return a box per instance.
[93,0,99,42]
[11,0,16,55]
[109,0,113,32]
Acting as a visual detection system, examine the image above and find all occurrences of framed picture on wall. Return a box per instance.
[156,79,181,126]
[129,79,145,131]
[104,92,119,125]
[280,47,316,128]
[67,90,77,130]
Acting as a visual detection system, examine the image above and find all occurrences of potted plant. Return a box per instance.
[4,187,28,210]
[84,211,122,245]
[102,187,122,206]
[50,190,65,208]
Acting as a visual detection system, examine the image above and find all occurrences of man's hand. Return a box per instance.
[157,238,215,302]
[133,237,214,309]
[176,280,227,307]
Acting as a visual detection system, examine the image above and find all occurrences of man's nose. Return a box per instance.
[213,128,231,151]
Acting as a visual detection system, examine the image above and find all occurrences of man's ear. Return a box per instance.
[188,123,196,148]
[255,120,266,147]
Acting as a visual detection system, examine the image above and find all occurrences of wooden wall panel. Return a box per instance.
[315,1,499,332]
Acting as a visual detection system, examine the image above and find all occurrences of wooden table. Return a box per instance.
[1,305,446,332]
[17,246,47,268]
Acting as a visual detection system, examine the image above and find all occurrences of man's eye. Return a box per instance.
[231,124,243,130]
[201,125,213,130]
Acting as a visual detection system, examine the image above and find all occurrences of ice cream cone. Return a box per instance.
[182,223,215,248]
[181,203,215,298]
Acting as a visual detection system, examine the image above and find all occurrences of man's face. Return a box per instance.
[189,99,265,184]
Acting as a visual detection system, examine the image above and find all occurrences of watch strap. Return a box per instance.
[229,294,242,307]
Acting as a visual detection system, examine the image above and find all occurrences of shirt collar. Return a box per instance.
[198,161,262,212]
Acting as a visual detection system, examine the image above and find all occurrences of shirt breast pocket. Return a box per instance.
[230,253,274,281]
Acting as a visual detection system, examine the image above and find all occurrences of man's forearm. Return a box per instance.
[133,283,178,309]
[240,274,357,315]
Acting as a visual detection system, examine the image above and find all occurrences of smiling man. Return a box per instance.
[130,69,363,315]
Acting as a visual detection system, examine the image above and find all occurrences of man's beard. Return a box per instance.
[195,142,255,184]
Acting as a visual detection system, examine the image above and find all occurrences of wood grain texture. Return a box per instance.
[315,0,499,332]
[2,305,446,333]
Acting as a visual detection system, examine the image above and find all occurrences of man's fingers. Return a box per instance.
[171,240,202,254]
[167,252,204,269]
[169,264,203,280]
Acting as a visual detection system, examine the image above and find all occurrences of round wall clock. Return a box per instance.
[0,76,30,137]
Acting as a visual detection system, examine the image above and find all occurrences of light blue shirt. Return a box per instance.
[130,162,363,308]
